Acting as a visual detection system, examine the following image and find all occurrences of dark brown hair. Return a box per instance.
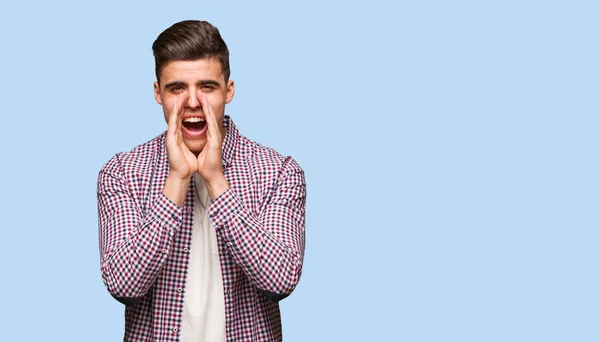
[152,20,230,83]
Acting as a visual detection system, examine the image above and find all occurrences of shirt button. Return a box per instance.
[184,248,189,252]
[161,249,168,254]
[177,288,183,293]
[186,206,192,213]
[172,327,179,333]
[226,242,233,247]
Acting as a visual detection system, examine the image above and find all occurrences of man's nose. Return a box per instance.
[186,90,200,109]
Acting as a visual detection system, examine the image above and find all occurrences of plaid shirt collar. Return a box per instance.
[221,115,239,171]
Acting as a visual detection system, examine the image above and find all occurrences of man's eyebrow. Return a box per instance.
[198,80,221,87]
[164,81,186,89]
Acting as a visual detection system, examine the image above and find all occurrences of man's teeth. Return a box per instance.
[184,117,206,123]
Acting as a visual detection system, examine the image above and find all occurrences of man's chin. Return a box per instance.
[183,140,206,156]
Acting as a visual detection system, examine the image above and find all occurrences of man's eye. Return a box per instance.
[201,85,214,91]
[170,86,184,93]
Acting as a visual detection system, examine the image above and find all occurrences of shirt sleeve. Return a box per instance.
[208,156,306,300]
[97,154,183,304]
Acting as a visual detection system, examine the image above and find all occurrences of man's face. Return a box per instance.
[154,58,235,154]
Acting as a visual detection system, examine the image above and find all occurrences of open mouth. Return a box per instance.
[182,117,207,132]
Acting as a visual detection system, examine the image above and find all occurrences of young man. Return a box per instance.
[97,20,306,341]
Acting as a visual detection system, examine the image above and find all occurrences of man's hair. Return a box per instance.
[152,20,230,83]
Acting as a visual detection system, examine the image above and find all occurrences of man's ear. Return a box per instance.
[154,82,162,105]
[225,80,235,104]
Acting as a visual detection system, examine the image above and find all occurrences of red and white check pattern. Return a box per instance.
[97,116,306,341]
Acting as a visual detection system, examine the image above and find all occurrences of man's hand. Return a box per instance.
[163,93,197,206]
[197,91,230,200]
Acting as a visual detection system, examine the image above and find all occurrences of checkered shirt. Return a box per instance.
[97,116,306,341]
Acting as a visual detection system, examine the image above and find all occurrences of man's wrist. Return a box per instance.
[163,175,191,207]
[206,175,230,201]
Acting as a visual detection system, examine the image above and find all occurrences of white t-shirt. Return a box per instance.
[180,174,226,342]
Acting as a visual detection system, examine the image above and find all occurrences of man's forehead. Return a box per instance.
[160,58,225,83]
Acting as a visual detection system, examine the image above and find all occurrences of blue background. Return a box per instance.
[1,1,598,341]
